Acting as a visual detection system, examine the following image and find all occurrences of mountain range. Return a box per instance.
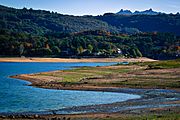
[116,9,160,15]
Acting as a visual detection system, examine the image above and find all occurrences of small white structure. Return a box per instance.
[117,48,122,54]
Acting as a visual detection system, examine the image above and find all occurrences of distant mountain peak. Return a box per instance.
[117,9,160,15]
[118,9,132,15]
[148,8,153,11]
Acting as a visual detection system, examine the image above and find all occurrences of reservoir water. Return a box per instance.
[0,62,140,114]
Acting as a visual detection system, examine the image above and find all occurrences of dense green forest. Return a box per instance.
[96,13,180,35]
[0,5,180,59]
[0,29,179,59]
[0,5,120,35]
[3,5,180,35]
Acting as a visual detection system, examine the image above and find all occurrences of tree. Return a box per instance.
[52,46,61,55]
[19,44,24,56]
[36,48,52,56]
[135,48,142,57]
[77,46,84,55]
[132,49,137,58]
[87,44,93,53]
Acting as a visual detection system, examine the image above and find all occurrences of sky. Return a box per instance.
[0,0,180,16]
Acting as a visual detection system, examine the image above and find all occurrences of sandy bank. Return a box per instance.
[0,57,156,63]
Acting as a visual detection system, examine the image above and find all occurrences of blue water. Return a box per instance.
[0,62,140,113]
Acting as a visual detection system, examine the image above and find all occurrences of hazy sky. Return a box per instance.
[1,0,180,15]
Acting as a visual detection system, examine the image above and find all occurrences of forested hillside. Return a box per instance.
[1,5,180,35]
[0,5,119,35]
[96,13,180,35]
[0,29,179,59]
[0,5,180,59]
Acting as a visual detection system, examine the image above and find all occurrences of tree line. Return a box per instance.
[0,29,179,59]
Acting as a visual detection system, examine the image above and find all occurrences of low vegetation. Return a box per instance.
[33,59,180,89]
[134,59,180,69]
[101,113,180,120]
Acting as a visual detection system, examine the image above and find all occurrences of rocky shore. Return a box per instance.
[0,88,180,120]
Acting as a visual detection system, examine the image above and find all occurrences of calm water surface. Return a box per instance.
[0,62,140,113]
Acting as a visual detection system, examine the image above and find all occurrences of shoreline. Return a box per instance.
[8,68,180,119]
[1,83,180,119]
[8,75,180,95]
[10,74,180,92]
[1,59,180,119]
[0,57,156,63]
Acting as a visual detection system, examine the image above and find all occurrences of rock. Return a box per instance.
[27,116,34,119]
[21,115,26,118]
[67,117,71,120]
[51,117,59,120]
[52,110,56,115]
[0,115,6,118]
[34,114,39,118]
[9,115,15,119]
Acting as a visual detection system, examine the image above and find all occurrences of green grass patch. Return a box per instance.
[131,59,180,69]
[37,66,132,83]
[35,59,180,89]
